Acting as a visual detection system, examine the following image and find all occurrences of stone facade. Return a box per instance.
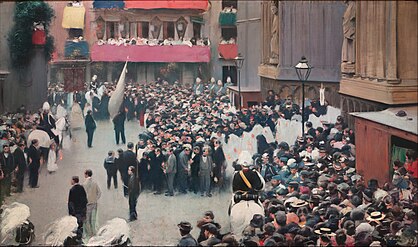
[258,1,346,107]
[339,1,418,125]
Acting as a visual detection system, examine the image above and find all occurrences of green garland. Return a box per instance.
[7,1,55,68]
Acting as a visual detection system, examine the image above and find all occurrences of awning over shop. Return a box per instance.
[93,0,125,9]
[124,0,208,10]
[219,12,236,26]
[62,6,86,29]
[91,44,210,63]
[218,44,238,60]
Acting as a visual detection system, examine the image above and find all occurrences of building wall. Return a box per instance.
[0,2,48,112]
[258,1,345,107]
[339,1,418,126]
[237,0,261,90]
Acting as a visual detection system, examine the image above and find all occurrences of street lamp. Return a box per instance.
[234,54,245,110]
[294,56,312,136]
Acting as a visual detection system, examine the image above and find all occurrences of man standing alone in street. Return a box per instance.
[128,166,140,221]
[85,110,96,148]
[83,169,101,240]
[113,111,126,145]
[104,151,118,189]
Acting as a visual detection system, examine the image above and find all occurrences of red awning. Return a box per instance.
[125,0,208,10]
[218,44,238,60]
[91,44,210,63]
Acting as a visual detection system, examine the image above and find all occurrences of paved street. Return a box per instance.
[4,120,231,245]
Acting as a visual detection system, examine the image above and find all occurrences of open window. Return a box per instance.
[193,22,201,39]
[106,22,119,39]
[69,28,83,39]
[221,26,237,41]
[222,0,238,9]
[222,66,237,86]
[141,22,149,38]
[163,21,175,39]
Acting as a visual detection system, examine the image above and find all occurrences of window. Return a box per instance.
[222,66,237,86]
[222,0,238,9]
[193,22,201,39]
[130,22,137,38]
[163,21,175,39]
[141,22,149,38]
[221,26,237,41]
[106,22,118,39]
[68,28,83,39]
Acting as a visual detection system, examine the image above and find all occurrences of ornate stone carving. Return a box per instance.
[269,1,279,64]
[341,0,356,76]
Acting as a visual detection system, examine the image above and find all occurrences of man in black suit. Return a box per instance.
[128,166,140,221]
[13,142,27,193]
[68,176,88,240]
[27,139,41,188]
[84,110,96,148]
[121,143,138,196]
[0,144,15,198]
[112,111,126,145]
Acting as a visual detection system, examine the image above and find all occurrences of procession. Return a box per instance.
[1,0,417,246]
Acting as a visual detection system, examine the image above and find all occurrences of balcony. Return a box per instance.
[91,44,210,63]
[219,12,237,26]
[64,40,89,59]
[218,43,237,60]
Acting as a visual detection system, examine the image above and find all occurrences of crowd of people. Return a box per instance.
[2,74,417,246]
[76,75,416,246]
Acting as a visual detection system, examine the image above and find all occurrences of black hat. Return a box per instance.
[250,214,264,229]
[178,221,192,232]
[202,223,219,235]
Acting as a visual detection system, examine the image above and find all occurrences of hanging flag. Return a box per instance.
[108,61,128,120]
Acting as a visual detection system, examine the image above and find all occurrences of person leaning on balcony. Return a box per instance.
[405,149,418,181]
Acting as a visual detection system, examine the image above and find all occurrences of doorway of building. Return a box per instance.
[222,65,237,85]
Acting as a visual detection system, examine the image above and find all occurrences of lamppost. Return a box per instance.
[234,54,245,110]
[294,56,312,136]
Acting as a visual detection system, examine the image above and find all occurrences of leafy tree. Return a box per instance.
[7,1,55,68]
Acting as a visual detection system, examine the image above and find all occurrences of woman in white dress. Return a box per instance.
[70,101,84,130]
[47,142,58,173]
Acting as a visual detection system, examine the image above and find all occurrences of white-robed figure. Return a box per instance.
[192,77,204,95]
[47,142,58,173]
[229,151,265,239]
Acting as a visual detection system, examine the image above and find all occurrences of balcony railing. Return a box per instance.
[218,43,237,60]
[91,44,210,62]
